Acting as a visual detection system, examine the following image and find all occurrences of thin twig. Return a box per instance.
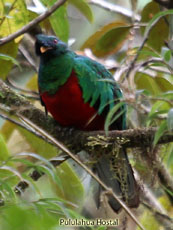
[142,202,173,229]
[125,13,169,79]
[0,111,48,143]
[18,114,146,230]
[6,77,39,96]
[88,0,141,21]
[19,45,38,72]
[0,0,67,46]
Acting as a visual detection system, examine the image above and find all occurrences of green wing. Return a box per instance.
[73,55,126,129]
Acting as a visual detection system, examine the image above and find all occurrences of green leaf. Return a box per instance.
[12,153,63,191]
[135,73,161,95]
[0,53,20,68]
[135,73,173,96]
[167,108,173,131]
[40,0,69,42]
[155,77,173,92]
[153,120,167,146]
[81,21,131,57]
[0,178,17,200]
[104,102,126,134]
[166,143,173,168]
[0,0,29,38]
[0,133,10,161]
[35,164,63,188]
[145,9,173,35]
[138,49,160,58]
[141,2,169,52]
[0,41,18,79]
[1,121,16,141]
[69,0,93,23]
[0,202,58,230]
[162,185,173,197]
[160,91,173,99]
[164,50,172,62]
[18,127,58,159]
[14,152,55,170]
[55,162,84,207]
[0,166,23,180]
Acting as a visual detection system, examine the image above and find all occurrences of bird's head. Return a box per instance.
[35,34,68,56]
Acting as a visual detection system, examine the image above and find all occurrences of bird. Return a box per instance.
[35,34,139,212]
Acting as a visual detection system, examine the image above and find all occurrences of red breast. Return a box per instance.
[40,72,105,130]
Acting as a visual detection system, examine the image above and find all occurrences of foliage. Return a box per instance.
[0,0,173,229]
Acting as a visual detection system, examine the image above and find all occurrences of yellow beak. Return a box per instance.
[40,46,52,53]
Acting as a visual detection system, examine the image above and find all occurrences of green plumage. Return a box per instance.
[37,35,125,128]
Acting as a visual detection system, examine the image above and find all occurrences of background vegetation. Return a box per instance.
[0,0,173,229]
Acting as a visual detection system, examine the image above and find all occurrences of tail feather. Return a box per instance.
[95,148,139,212]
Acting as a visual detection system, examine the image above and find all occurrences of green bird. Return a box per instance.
[35,34,139,212]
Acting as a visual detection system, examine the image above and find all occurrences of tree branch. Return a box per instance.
[0,0,67,46]
[0,79,172,150]
[88,0,141,21]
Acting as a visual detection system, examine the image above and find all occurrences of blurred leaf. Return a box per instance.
[0,133,10,161]
[135,73,161,95]
[162,185,173,197]
[155,77,173,92]
[81,21,131,57]
[0,54,20,67]
[145,8,173,35]
[12,153,63,191]
[0,0,29,38]
[69,0,93,23]
[36,164,63,188]
[167,108,173,131]
[164,50,172,62]
[0,166,23,180]
[18,127,58,159]
[14,0,29,26]
[15,152,55,170]
[141,1,169,52]
[40,0,69,42]
[147,110,167,126]
[135,73,173,96]
[1,121,16,140]
[138,48,160,59]
[166,143,173,168]
[0,202,58,230]
[159,194,172,211]
[153,120,167,146]
[26,74,38,91]
[37,197,77,209]
[104,102,126,134]
[55,162,84,208]
[96,227,107,230]
[160,91,173,99]
[0,41,18,80]
[0,178,16,200]
[139,210,160,230]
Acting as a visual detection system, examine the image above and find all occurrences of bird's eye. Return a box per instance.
[53,39,58,44]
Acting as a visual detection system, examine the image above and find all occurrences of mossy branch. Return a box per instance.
[0,79,173,150]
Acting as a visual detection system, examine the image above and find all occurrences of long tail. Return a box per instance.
[95,148,139,212]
